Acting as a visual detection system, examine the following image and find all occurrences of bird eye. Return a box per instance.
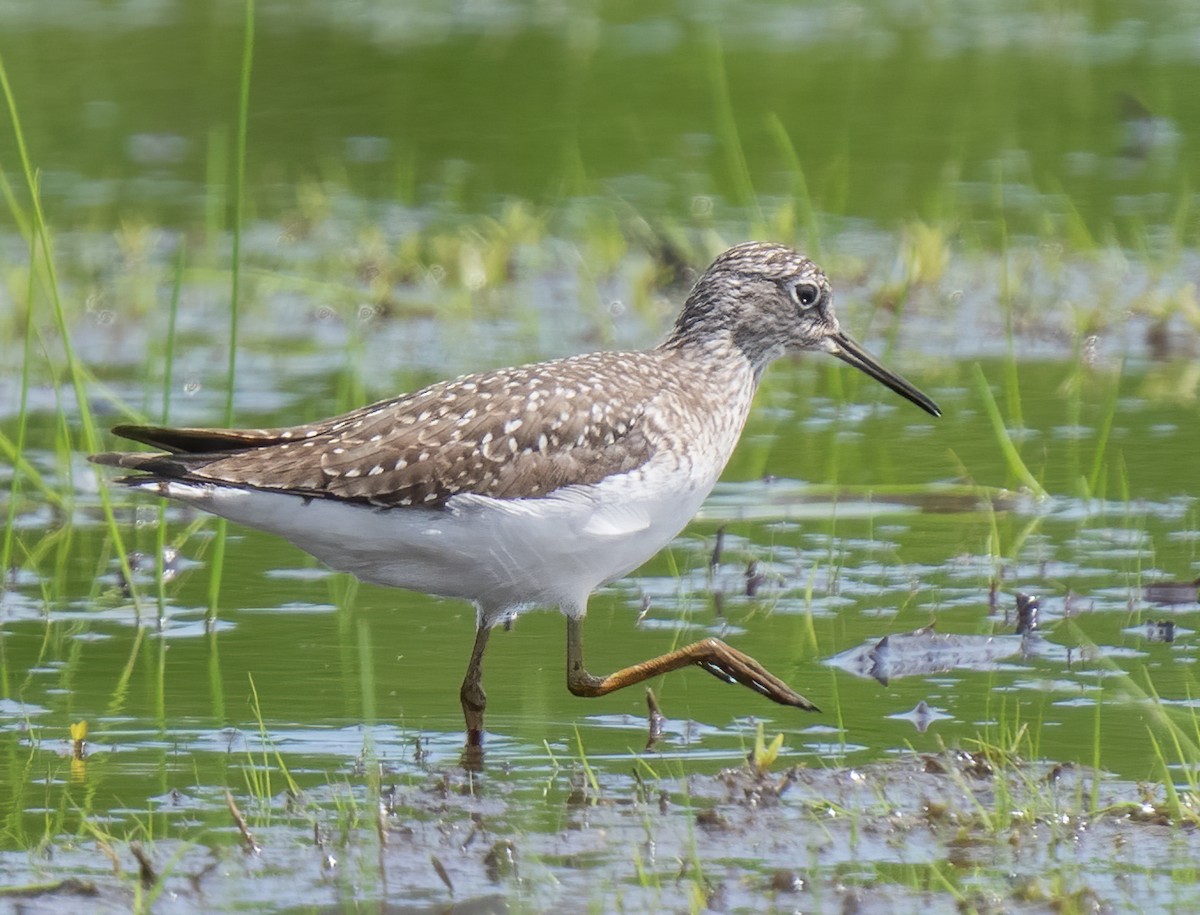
[791,281,821,309]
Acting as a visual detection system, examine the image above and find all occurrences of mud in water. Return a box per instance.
[2,749,1197,913]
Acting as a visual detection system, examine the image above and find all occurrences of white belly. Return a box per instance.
[140,463,716,624]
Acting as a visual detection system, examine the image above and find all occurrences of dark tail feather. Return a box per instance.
[108,423,285,454]
[89,450,207,479]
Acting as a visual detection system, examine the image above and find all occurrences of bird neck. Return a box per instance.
[659,321,778,386]
[656,329,764,400]
[660,287,782,381]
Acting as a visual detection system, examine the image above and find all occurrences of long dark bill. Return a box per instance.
[826,332,941,417]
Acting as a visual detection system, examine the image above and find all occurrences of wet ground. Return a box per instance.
[5,746,1200,913]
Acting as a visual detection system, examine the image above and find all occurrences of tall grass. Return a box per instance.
[0,227,37,584]
[1085,363,1122,499]
[206,0,256,622]
[765,113,821,259]
[154,249,186,619]
[705,33,764,235]
[0,50,139,612]
[972,363,1047,498]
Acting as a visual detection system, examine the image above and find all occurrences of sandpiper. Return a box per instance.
[92,242,940,748]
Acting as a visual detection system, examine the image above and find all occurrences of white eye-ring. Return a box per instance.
[790,281,821,309]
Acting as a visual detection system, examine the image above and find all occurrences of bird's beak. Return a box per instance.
[823,332,941,417]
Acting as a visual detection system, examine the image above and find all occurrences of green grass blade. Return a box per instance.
[705,32,763,232]
[226,0,254,423]
[972,363,1047,498]
[209,0,255,619]
[155,247,186,617]
[1,234,39,575]
[765,112,820,258]
[0,48,140,613]
[1086,361,1122,496]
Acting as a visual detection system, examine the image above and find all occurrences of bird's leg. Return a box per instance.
[460,624,492,748]
[565,617,818,711]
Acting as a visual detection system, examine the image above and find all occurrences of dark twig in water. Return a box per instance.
[430,855,454,896]
[645,688,666,751]
[375,799,389,847]
[710,525,726,570]
[745,561,766,597]
[1015,593,1040,635]
[637,593,651,624]
[413,735,428,768]
[712,589,726,620]
[1143,576,1200,606]
[129,842,157,889]
[461,823,480,853]
[376,799,389,898]
[225,790,260,854]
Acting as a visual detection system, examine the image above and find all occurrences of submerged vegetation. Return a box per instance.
[3,0,1200,910]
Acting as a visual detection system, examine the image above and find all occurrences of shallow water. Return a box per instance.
[4,329,1199,882]
[3,1,1200,910]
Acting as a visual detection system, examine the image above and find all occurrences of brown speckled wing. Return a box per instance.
[99,351,668,506]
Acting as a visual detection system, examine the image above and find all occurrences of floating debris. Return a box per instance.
[1015,593,1040,635]
[890,700,953,733]
[769,869,805,893]
[430,855,454,897]
[710,525,726,569]
[120,547,181,591]
[1144,620,1178,643]
[828,625,1028,685]
[1142,577,1200,606]
[129,842,157,889]
[645,688,666,751]
[376,799,389,846]
[744,561,766,597]
[695,808,731,832]
[483,839,518,882]
[225,790,261,855]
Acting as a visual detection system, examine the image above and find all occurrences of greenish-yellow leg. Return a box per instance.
[460,625,491,748]
[565,617,818,711]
